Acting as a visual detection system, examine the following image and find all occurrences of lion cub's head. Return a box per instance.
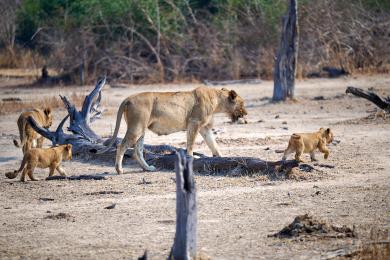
[320,128,334,144]
[62,144,73,160]
[221,88,248,122]
[43,107,53,128]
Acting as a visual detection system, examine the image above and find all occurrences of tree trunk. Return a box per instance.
[273,0,298,102]
[169,150,197,260]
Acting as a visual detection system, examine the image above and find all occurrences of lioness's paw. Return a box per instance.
[145,166,156,172]
[115,165,124,174]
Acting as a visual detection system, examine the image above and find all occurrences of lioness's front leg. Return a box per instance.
[200,127,221,157]
[186,121,201,156]
[56,166,67,176]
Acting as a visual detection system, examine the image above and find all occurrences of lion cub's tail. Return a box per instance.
[97,100,127,154]
[290,133,302,144]
[5,155,27,179]
[13,139,21,147]
[13,117,28,148]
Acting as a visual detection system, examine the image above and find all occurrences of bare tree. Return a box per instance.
[273,0,298,101]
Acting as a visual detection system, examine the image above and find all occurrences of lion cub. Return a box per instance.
[5,144,72,182]
[13,107,53,154]
[282,128,334,162]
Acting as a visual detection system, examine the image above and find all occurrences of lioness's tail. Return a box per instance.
[5,155,27,179]
[97,100,128,153]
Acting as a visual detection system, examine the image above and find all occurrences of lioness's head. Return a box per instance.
[221,88,248,122]
[320,128,334,144]
[43,107,53,128]
[62,144,73,160]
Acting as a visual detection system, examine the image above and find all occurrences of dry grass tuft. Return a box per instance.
[0,92,85,115]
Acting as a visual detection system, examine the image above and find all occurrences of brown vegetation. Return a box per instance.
[0,92,84,115]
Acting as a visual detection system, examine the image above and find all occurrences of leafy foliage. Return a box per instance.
[3,0,390,82]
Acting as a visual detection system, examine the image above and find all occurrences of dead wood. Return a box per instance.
[46,174,108,181]
[346,86,390,112]
[169,150,197,260]
[273,0,298,101]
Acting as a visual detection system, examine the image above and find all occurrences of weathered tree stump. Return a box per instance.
[273,0,298,101]
[169,150,197,260]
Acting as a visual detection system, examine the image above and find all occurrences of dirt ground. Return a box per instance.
[0,75,389,259]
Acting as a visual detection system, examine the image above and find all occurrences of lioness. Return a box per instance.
[282,128,334,162]
[100,87,247,173]
[13,107,53,154]
[5,144,72,182]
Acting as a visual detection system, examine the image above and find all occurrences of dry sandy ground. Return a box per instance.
[0,75,389,259]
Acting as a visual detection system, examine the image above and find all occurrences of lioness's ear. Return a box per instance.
[229,90,238,101]
[44,107,52,116]
[221,88,228,91]
[66,144,72,150]
[326,128,330,134]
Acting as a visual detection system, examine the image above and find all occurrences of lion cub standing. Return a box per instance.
[5,144,72,182]
[282,128,334,162]
[13,107,53,154]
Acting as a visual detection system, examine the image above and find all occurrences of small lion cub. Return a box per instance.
[282,128,334,162]
[5,144,72,182]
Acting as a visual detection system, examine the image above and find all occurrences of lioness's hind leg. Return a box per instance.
[49,165,56,177]
[115,130,138,174]
[134,135,156,171]
[186,121,201,156]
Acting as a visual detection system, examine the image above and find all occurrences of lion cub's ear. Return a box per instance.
[66,144,72,150]
[221,88,228,91]
[44,107,52,116]
[326,128,331,134]
[229,90,238,101]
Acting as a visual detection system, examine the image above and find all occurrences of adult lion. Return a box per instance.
[13,107,53,154]
[100,87,248,173]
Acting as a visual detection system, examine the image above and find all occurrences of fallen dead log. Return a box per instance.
[147,153,299,176]
[346,86,390,112]
[27,77,300,175]
[46,174,108,181]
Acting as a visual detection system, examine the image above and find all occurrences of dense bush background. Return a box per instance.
[0,0,389,83]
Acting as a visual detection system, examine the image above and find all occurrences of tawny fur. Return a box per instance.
[13,107,53,154]
[5,144,72,182]
[282,128,334,162]
[100,87,248,173]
